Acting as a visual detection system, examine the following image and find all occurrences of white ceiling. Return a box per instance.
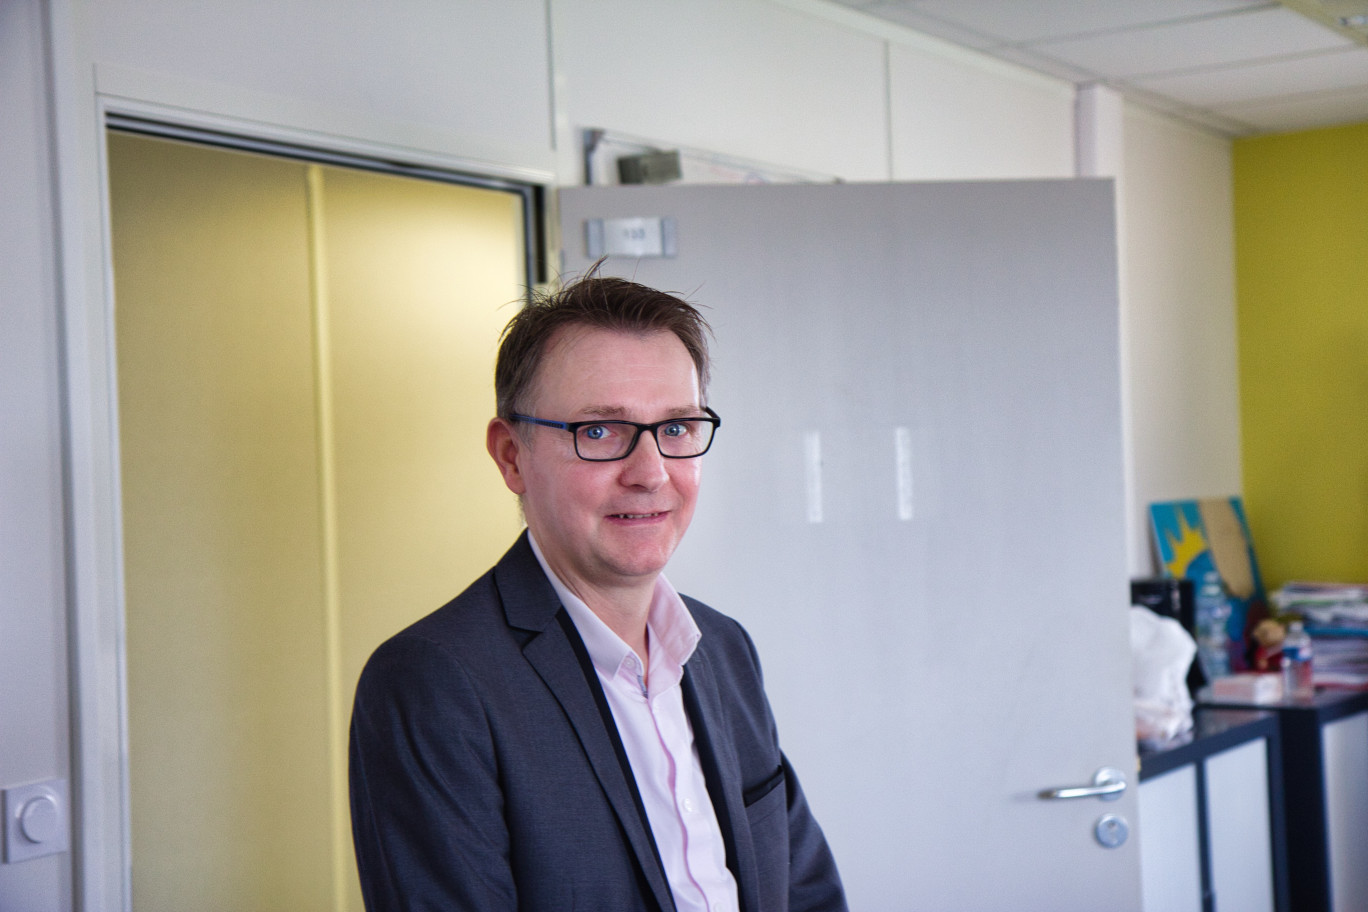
[828,0,1368,135]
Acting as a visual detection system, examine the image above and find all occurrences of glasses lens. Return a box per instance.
[574,423,633,460]
[655,419,714,457]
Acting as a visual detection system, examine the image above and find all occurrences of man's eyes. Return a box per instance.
[579,420,698,438]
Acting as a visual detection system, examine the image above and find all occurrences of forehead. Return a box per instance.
[530,326,699,411]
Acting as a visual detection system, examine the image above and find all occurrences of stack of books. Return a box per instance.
[1273,582,1368,689]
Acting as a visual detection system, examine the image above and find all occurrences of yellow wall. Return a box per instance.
[1234,122,1368,589]
[110,133,525,912]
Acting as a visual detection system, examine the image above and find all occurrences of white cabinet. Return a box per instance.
[1206,739,1277,912]
[1138,766,1202,912]
[1322,712,1368,912]
[1139,710,1286,912]
[1203,687,1368,911]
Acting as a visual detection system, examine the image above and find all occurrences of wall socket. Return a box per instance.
[3,779,69,863]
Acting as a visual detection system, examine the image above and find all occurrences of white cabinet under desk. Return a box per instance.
[1198,688,1368,912]
[1138,709,1288,912]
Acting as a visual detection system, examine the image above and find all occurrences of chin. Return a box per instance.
[604,545,677,581]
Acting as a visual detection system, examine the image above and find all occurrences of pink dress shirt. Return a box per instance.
[529,535,739,912]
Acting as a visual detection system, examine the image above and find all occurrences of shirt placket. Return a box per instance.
[634,657,728,912]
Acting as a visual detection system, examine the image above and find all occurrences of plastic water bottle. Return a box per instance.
[1195,572,1232,680]
[1282,620,1314,701]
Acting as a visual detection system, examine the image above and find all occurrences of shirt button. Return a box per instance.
[682,797,695,813]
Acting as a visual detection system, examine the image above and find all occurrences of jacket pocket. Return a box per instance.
[743,765,785,809]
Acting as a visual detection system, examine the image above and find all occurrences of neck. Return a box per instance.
[573,581,653,662]
[526,533,657,662]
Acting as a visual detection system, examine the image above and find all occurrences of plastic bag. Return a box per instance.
[1129,605,1197,744]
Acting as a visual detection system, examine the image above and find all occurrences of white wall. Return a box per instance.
[88,0,555,176]
[552,0,891,181]
[3,0,1237,907]
[1118,106,1241,574]
[888,35,1077,179]
[550,0,1080,183]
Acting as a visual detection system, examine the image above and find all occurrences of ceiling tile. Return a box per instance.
[1133,46,1368,105]
[893,0,1272,45]
[1217,84,1368,130]
[853,2,1000,48]
[827,0,1368,135]
[1119,83,1265,133]
[1034,6,1352,78]
[988,44,1100,82]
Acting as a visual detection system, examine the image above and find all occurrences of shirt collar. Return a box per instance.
[528,532,701,687]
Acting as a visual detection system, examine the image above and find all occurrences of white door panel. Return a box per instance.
[560,181,1140,911]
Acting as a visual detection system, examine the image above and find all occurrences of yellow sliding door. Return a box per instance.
[110,132,525,912]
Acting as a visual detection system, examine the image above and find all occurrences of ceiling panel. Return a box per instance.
[1035,7,1351,78]
[986,45,1099,83]
[899,0,1270,44]
[827,0,1368,135]
[852,2,1002,48]
[1219,83,1368,129]
[1134,46,1368,105]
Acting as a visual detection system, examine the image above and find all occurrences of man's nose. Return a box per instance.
[618,431,669,488]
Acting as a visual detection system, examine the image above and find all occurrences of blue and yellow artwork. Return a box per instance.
[1150,497,1267,670]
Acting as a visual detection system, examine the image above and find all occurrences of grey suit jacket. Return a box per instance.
[349,533,846,912]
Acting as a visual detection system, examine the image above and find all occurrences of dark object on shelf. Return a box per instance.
[617,150,682,185]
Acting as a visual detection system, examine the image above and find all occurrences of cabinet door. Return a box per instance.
[1139,768,1203,912]
[1323,713,1368,912]
[1206,738,1275,912]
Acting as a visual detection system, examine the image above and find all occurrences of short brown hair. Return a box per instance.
[494,273,712,418]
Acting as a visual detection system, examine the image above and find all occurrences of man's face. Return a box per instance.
[488,326,704,598]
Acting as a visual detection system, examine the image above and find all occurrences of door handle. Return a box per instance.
[1037,767,1126,801]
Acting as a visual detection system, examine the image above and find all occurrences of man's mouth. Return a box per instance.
[611,512,664,520]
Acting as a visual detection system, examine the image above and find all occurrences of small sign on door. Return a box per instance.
[585,216,677,259]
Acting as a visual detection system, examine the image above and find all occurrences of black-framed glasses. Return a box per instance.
[512,407,721,462]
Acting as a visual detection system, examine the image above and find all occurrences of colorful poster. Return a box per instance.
[1150,497,1267,670]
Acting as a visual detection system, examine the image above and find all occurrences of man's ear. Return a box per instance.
[487,417,528,495]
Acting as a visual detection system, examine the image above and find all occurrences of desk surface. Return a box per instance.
[1139,707,1279,780]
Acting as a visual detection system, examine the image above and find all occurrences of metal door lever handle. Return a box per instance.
[1037,767,1126,801]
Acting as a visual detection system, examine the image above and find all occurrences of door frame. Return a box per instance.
[105,113,551,292]
[66,94,554,912]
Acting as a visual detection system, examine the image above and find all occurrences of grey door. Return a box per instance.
[559,180,1140,911]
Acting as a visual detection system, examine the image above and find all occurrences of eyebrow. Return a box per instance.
[576,405,704,420]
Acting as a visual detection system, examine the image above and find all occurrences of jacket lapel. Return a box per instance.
[494,535,676,912]
[682,648,761,912]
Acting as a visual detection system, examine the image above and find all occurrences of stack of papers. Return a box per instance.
[1274,582,1368,689]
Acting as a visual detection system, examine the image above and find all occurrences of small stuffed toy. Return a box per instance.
[1251,618,1287,672]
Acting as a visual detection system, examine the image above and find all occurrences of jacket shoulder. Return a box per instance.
[373,532,555,656]
[682,595,760,665]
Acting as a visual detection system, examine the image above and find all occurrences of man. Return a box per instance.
[349,274,846,912]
